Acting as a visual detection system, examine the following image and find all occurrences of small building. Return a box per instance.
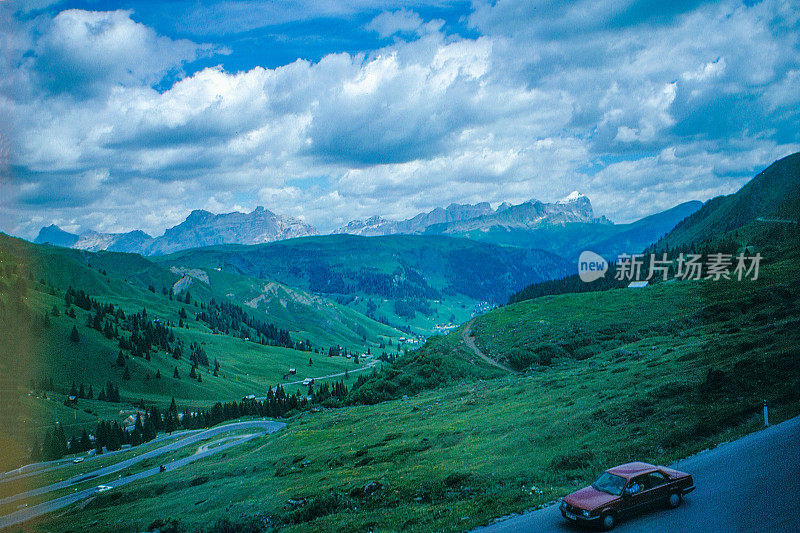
[302,378,314,386]
[289,368,297,375]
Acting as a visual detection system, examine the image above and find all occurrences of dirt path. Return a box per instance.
[461,320,516,374]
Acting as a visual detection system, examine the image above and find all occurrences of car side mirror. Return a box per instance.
[622,489,631,499]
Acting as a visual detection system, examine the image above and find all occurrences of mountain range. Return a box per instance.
[36,192,695,261]
[332,192,610,237]
[35,206,317,255]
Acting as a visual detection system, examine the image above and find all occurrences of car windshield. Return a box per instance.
[592,472,627,495]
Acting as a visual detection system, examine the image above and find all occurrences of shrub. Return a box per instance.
[550,449,594,471]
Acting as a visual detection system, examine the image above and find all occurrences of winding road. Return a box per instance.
[0,420,285,530]
[475,414,800,532]
[462,320,516,373]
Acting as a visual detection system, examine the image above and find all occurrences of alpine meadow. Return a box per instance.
[1,1,799,532]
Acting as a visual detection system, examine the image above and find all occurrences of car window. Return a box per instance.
[592,472,627,495]
[626,475,648,494]
[644,471,669,489]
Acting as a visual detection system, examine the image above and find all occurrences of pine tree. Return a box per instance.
[88,384,94,399]
[173,367,180,379]
[155,369,161,379]
[122,366,131,380]
[69,325,80,343]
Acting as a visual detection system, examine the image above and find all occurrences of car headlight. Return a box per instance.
[582,509,591,518]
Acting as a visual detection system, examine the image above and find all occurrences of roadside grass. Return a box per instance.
[28,252,800,532]
[33,331,800,532]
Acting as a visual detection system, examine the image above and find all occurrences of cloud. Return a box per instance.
[366,9,423,38]
[2,1,799,241]
[306,36,497,165]
[31,9,219,96]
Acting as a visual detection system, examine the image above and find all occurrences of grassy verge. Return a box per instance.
[31,327,799,531]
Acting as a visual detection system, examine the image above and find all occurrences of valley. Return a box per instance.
[1,153,799,532]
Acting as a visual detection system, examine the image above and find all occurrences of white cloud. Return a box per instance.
[31,9,219,96]
[366,9,423,38]
[2,1,799,241]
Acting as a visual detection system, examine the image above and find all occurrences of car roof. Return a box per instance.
[606,462,659,479]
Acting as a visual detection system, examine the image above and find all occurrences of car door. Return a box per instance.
[642,471,671,507]
[622,475,652,516]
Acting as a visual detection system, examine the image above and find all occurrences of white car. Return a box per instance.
[73,457,84,463]
[96,485,112,493]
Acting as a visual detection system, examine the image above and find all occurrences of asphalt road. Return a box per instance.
[475,415,800,532]
[0,420,285,530]
[0,429,200,485]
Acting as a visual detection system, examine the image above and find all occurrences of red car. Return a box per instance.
[559,461,695,530]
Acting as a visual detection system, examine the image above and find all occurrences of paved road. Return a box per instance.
[0,429,200,485]
[476,415,800,532]
[462,320,516,373]
[0,420,285,530]
[255,359,379,400]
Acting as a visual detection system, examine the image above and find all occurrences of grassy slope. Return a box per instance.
[154,234,572,334]
[32,246,800,532]
[179,267,402,348]
[661,151,800,250]
[0,236,393,469]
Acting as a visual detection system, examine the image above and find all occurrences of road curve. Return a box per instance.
[0,420,285,530]
[0,429,200,485]
[461,320,516,373]
[474,414,800,533]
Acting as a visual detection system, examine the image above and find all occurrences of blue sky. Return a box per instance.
[1,0,799,238]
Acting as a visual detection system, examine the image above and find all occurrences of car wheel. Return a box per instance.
[600,512,616,531]
[668,491,682,509]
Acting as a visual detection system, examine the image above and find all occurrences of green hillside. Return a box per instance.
[661,151,800,250]
[30,238,800,533]
[155,234,572,334]
[0,235,399,469]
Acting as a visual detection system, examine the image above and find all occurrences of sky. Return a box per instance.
[1,0,799,239]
